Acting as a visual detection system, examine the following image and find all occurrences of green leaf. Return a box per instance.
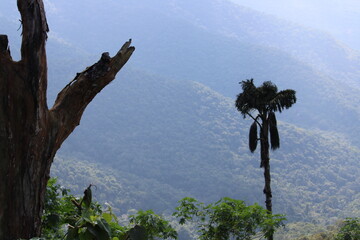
[83,185,93,209]
[79,229,94,240]
[128,225,147,240]
[85,223,111,240]
[46,213,61,226]
[66,227,79,240]
[102,212,113,223]
[97,218,112,236]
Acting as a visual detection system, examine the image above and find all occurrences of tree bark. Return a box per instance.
[260,116,273,240]
[0,1,134,239]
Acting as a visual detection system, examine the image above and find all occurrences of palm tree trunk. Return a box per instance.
[260,119,273,240]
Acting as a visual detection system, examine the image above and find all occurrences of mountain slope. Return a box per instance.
[35,0,360,89]
[52,68,360,224]
[39,0,360,146]
[229,0,360,52]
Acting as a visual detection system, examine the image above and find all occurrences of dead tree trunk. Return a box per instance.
[0,1,134,239]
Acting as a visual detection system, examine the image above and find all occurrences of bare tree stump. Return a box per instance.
[0,1,134,239]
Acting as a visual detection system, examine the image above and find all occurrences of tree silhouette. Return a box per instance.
[0,1,134,239]
[235,79,296,240]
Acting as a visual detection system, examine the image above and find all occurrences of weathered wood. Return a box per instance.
[51,42,134,147]
[0,35,12,60]
[0,0,134,238]
[0,35,9,53]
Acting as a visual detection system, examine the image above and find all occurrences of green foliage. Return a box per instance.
[235,79,296,117]
[42,178,73,238]
[44,182,117,240]
[43,179,289,240]
[43,174,121,240]
[42,178,176,240]
[129,210,177,239]
[173,197,286,240]
[275,221,338,240]
[335,218,360,240]
[277,218,360,240]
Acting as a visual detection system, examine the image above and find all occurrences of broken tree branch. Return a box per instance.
[50,39,135,147]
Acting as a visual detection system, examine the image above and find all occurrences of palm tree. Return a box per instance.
[235,79,296,240]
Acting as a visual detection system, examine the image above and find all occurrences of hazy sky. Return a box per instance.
[229,0,360,51]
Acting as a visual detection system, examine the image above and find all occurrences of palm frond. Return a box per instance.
[268,89,296,113]
[249,121,258,153]
[268,112,280,150]
[235,79,257,118]
[258,81,278,102]
[235,79,296,120]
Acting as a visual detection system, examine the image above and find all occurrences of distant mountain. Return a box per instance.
[51,68,360,225]
[4,0,358,86]
[229,0,360,52]
[28,0,360,146]
[39,0,360,87]
[2,0,359,145]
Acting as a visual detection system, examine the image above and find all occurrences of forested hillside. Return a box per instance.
[1,0,359,239]
[38,0,360,146]
[48,68,359,225]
